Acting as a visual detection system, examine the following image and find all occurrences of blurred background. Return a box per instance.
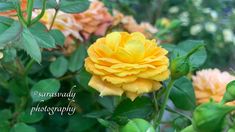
[103,0,235,70]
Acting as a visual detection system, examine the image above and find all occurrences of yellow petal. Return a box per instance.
[150,70,170,81]
[88,75,124,96]
[85,58,107,75]
[124,40,145,61]
[115,47,133,62]
[115,69,145,77]
[94,64,121,73]
[105,32,121,51]
[125,92,139,101]
[130,32,146,44]
[122,79,153,94]
[101,75,137,84]
[152,81,162,91]
[94,43,113,57]
[138,66,168,78]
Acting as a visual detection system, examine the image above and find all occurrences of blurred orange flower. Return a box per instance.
[85,32,169,100]
[74,0,113,40]
[193,68,235,105]
[112,10,157,38]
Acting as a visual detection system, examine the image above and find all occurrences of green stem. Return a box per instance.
[186,45,204,59]
[26,0,34,26]
[31,0,47,25]
[25,59,35,75]
[165,106,192,122]
[15,1,27,26]
[49,9,59,30]
[154,79,175,128]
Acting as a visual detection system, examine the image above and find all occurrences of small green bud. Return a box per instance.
[193,102,235,132]
[221,80,235,103]
[170,56,190,79]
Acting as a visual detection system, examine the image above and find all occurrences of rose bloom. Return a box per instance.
[73,0,113,40]
[112,10,157,38]
[193,68,235,104]
[85,32,170,100]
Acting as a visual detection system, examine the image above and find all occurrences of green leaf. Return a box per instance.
[173,40,207,70]
[50,56,68,77]
[30,28,56,48]
[10,79,28,97]
[97,96,115,112]
[0,23,9,34]
[10,123,36,132]
[18,109,44,123]
[170,77,196,110]
[49,29,65,46]
[69,45,87,72]
[60,0,90,13]
[66,114,96,132]
[0,16,14,25]
[20,28,41,63]
[0,121,10,132]
[121,118,155,132]
[2,48,16,62]
[97,118,110,128]
[85,110,111,118]
[75,67,91,89]
[30,79,60,102]
[0,109,12,121]
[0,2,14,12]
[161,43,176,52]
[0,21,22,47]
[113,97,153,118]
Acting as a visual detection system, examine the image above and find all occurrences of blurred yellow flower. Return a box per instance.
[160,18,171,28]
[85,32,170,100]
[193,68,235,104]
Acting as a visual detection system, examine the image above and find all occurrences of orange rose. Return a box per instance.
[74,0,113,40]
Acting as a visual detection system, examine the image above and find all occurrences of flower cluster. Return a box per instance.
[32,0,157,41]
[192,68,235,104]
[84,32,169,100]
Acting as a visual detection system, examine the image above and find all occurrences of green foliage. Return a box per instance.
[49,29,65,46]
[60,0,90,13]
[10,123,36,132]
[170,77,196,110]
[121,118,155,132]
[0,1,14,12]
[68,45,87,72]
[113,97,153,119]
[18,110,44,123]
[50,56,68,77]
[20,28,42,63]
[0,21,22,47]
[30,79,60,102]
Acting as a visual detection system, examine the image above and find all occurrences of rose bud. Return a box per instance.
[193,102,235,132]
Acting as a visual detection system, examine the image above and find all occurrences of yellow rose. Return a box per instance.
[85,32,170,100]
